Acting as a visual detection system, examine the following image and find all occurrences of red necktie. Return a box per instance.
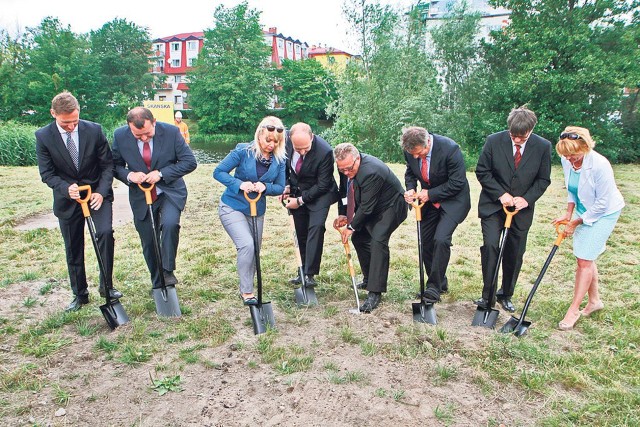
[142,142,157,202]
[295,155,303,175]
[421,156,430,184]
[346,179,355,224]
[514,145,522,169]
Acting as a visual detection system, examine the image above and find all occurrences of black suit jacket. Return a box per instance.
[404,133,471,224]
[36,120,114,220]
[476,130,551,228]
[112,122,197,220]
[285,134,339,211]
[338,154,405,232]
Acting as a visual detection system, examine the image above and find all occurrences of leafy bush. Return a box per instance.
[0,121,39,166]
[190,133,253,146]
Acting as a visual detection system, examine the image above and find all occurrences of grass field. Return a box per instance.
[0,163,638,426]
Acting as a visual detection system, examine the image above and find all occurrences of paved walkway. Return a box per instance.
[14,182,133,231]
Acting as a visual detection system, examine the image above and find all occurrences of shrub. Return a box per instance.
[0,121,39,166]
[190,133,253,146]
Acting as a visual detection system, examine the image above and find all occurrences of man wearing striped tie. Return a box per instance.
[35,91,121,312]
[401,127,471,304]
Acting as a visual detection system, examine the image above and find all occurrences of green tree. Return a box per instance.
[188,1,272,133]
[88,18,155,123]
[0,29,28,120]
[485,0,640,162]
[12,17,93,125]
[329,1,440,162]
[275,59,337,126]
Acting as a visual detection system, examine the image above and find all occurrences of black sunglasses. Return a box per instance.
[560,132,581,140]
[262,125,284,133]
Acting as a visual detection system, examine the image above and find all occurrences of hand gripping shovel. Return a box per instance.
[138,183,181,317]
[282,199,318,306]
[472,206,518,329]
[337,228,361,315]
[500,221,568,336]
[411,200,437,325]
[76,185,129,330]
[245,191,276,335]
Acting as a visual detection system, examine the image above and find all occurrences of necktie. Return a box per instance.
[514,145,522,169]
[346,179,355,224]
[421,156,429,184]
[295,155,303,175]
[142,142,157,202]
[66,132,79,170]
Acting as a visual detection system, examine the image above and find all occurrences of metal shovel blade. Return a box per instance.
[294,285,318,307]
[250,302,276,335]
[100,301,130,330]
[471,307,500,329]
[412,301,437,324]
[153,286,182,317]
[500,316,531,337]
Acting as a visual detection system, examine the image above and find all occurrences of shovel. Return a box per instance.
[76,185,129,330]
[337,228,361,315]
[500,221,568,336]
[472,206,517,329]
[410,200,437,325]
[245,191,276,335]
[138,183,181,317]
[282,199,318,306]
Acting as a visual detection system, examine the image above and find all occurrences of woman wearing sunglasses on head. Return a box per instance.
[214,116,286,305]
[552,126,624,331]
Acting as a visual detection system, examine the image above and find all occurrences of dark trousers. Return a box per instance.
[134,194,181,288]
[419,204,458,293]
[291,204,330,276]
[59,200,114,296]
[480,210,529,301]
[352,196,407,293]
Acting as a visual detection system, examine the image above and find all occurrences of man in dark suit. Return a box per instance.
[112,107,197,292]
[475,106,552,312]
[35,91,122,312]
[281,123,339,286]
[333,143,408,312]
[401,126,471,303]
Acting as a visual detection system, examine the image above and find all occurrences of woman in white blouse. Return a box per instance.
[552,126,624,331]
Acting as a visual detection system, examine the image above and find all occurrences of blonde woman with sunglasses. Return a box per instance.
[553,126,625,331]
[214,116,286,305]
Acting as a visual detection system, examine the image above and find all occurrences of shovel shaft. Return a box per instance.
[138,182,155,205]
[76,185,92,218]
[487,207,519,307]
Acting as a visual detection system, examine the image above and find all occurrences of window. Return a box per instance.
[156,59,163,68]
[171,59,180,67]
[171,42,181,51]
[187,41,198,51]
[175,75,181,83]
[328,56,336,65]
[188,58,195,67]
[153,43,164,53]
[175,96,182,104]
[159,96,166,101]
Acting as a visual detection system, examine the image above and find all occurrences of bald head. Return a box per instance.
[289,122,314,156]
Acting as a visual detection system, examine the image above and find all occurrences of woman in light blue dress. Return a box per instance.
[553,127,624,331]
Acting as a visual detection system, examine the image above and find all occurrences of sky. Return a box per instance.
[1,0,415,54]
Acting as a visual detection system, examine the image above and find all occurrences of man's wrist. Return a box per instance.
[347,224,355,231]
[158,170,163,179]
[297,197,304,206]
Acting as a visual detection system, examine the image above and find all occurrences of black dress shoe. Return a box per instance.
[474,298,489,309]
[422,287,441,304]
[357,280,368,290]
[304,275,317,287]
[359,292,381,313]
[288,274,302,285]
[99,287,123,299]
[65,295,89,312]
[497,297,515,313]
[163,270,178,286]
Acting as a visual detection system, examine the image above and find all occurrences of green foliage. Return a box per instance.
[484,0,639,161]
[149,374,184,396]
[0,121,38,166]
[188,2,272,133]
[275,59,337,126]
[328,2,440,162]
[190,133,252,147]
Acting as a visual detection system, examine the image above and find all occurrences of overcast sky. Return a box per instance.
[1,0,415,54]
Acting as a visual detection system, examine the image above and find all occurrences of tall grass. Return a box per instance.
[0,121,38,166]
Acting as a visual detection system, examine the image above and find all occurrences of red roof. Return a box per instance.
[308,46,352,56]
[176,83,190,91]
[154,32,204,42]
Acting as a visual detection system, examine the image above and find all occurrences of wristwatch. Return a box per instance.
[158,171,163,179]
[297,197,304,206]
[347,224,355,231]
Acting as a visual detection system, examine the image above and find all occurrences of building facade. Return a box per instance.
[307,46,357,73]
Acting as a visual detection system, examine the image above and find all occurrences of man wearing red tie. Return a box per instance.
[401,127,471,303]
[112,107,197,293]
[333,143,408,313]
[475,106,552,313]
